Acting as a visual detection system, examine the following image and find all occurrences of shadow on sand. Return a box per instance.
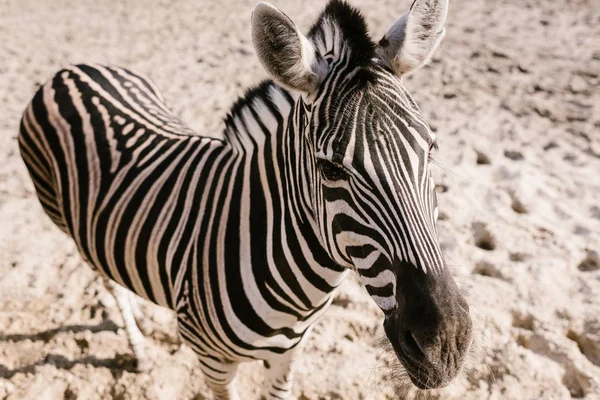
[0,320,141,379]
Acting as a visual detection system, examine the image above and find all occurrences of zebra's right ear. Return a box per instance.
[251,2,327,93]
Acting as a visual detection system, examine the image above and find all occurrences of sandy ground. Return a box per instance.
[1,0,599,399]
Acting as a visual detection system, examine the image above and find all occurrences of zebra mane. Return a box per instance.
[223,80,294,136]
[224,80,272,129]
[308,0,376,67]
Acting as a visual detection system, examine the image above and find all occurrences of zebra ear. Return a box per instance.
[376,0,448,76]
[251,2,326,92]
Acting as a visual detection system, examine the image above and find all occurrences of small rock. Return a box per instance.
[509,252,528,262]
[491,50,510,59]
[567,328,600,367]
[511,196,528,214]
[435,183,449,193]
[578,250,600,272]
[473,261,503,278]
[472,222,496,251]
[504,150,524,161]
[475,150,491,165]
[569,76,588,93]
[544,141,559,151]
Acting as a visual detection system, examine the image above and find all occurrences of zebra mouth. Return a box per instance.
[391,341,448,390]
[383,316,458,390]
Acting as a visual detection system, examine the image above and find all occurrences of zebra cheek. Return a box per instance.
[356,266,397,312]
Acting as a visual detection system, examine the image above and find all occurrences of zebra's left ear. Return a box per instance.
[251,2,327,93]
[376,0,448,76]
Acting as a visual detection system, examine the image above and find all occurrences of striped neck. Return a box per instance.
[223,81,345,278]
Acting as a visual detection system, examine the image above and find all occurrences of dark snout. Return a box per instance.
[384,262,472,389]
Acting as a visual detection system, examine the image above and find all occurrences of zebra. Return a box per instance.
[17,0,473,398]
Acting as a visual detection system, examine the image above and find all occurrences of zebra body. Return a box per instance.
[19,1,473,398]
[20,62,344,359]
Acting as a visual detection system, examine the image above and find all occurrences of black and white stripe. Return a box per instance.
[19,1,449,398]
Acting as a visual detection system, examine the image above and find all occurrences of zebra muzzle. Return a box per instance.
[383,262,473,389]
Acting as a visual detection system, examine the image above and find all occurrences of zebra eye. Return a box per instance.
[317,159,347,181]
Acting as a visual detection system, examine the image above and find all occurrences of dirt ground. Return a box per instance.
[1,0,599,399]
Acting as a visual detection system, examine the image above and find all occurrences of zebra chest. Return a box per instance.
[171,254,342,358]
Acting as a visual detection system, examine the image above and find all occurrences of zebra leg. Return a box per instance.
[198,357,240,400]
[127,289,153,336]
[261,352,296,400]
[104,279,151,372]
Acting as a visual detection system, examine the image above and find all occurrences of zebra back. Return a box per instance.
[18,64,221,309]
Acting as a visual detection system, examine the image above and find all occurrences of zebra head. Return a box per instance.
[252,0,472,389]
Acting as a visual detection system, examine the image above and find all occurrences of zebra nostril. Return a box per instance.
[403,330,425,360]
